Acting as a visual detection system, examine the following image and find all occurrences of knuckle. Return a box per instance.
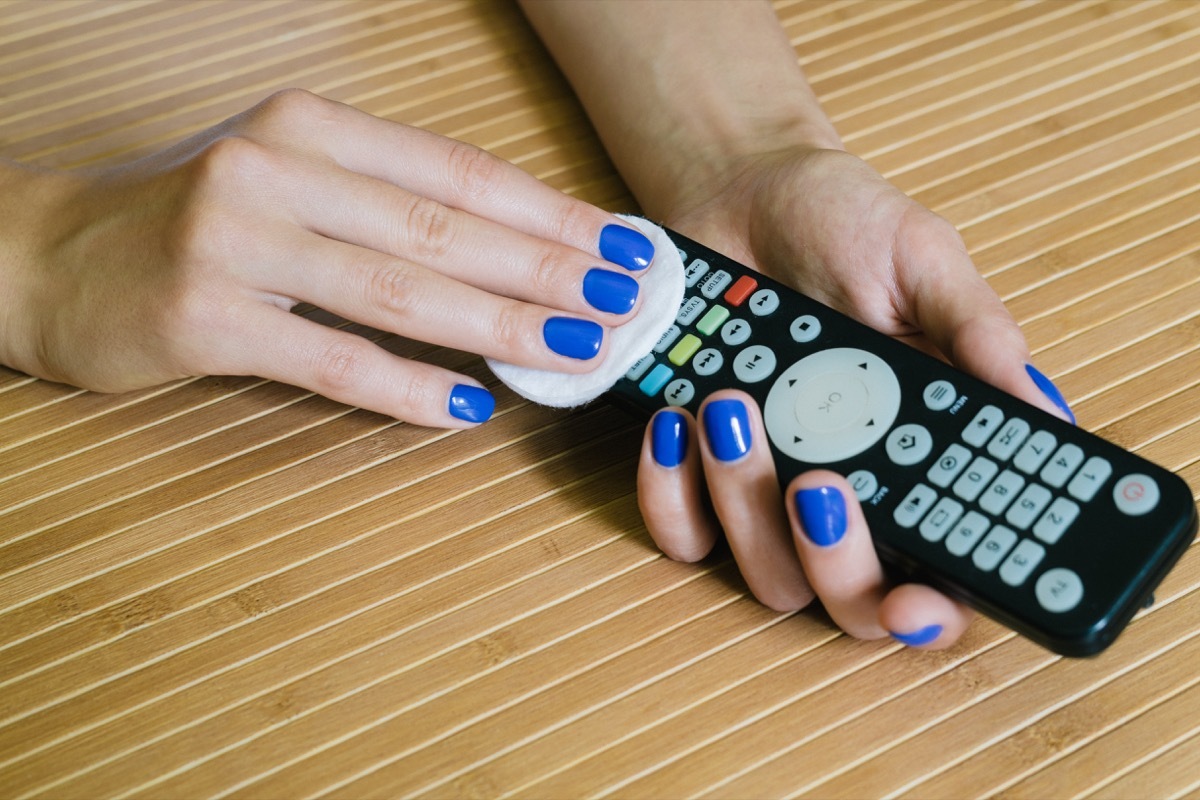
[399,194,455,261]
[489,302,531,354]
[366,261,418,318]
[255,88,329,127]
[442,138,502,202]
[549,199,593,246]
[313,338,370,394]
[194,136,277,191]
[527,245,565,300]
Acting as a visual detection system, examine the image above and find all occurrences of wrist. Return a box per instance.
[0,160,74,379]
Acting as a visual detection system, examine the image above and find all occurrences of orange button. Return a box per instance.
[724,275,758,306]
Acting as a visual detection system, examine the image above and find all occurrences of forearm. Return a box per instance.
[519,0,842,217]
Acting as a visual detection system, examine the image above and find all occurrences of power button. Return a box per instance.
[1113,474,1160,516]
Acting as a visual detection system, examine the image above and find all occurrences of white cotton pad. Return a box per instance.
[485,215,684,408]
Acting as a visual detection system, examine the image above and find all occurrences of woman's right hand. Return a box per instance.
[0,89,655,428]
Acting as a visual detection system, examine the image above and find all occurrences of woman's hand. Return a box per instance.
[0,89,655,428]
[636,147,1075,648]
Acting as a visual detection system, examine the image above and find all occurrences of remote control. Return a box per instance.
[611,228,1197,657]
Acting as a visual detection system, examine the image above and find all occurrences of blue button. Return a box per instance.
[639,364,674,396]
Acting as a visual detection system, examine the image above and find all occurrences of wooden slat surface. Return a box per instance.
[2,1,1199,797]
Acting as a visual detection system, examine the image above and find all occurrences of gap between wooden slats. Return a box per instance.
[0,422,648,786]
[3,461,653,797]
[683,568,1200,800]
[0,0,155,48]
[0,1,496,162]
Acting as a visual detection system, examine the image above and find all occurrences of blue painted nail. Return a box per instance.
[891,624,943,647]
[599,224,654,271]
[795,486,847,547]
[543,317,603,360]
[583,267,639,314]
[651,410,688,467]
[448,383,495,423]
[702,399,752,462]
[1026,364,1075,425]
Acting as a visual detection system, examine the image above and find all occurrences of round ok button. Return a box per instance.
[795,372,869,433]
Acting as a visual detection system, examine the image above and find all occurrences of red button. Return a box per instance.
[724,275,758,306]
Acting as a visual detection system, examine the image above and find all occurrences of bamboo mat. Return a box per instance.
[2,0,1200,797]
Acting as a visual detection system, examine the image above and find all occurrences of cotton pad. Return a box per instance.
[486,215,684,408]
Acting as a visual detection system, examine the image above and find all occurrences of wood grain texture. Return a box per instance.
[1,1,1198,797]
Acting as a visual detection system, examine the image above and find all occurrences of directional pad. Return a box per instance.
[763,347,901,464]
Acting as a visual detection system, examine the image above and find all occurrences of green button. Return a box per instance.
[696,304,730,336]
[668,334,702,366]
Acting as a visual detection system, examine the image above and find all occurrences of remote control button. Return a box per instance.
[733,345,777,384]
[886,423,933,466]
[847,470,878,501]
[1000,539,1045,587]
[1013,430,1057,474]
[639,364,674,396]
[748,289,780,316]
[724,275,758,306]
[692,348,723,376]
[720,319,752,346]
[894,484,937,528]
[676,296,707,326]
[973,525,1018,572]
[979,469,1025,516]
[1033,496,1079,544]
[1036,568,1084,613]
[653,324,682,354]
[963,405,1005,447]
[927,443,971,488]
[664,378,695,407]
[668,334,702,366]
[1040,443,1084,488]
[946,511,990,556]
[684,258,709,287]
[987,418,1030,462]
[920,496,964,542]
[795,372,869,433]
[952,456,999,503]
[696,305,730,336]
[699,269,733,299]
[1005,483,1052,530]
[763,348,900,464]
[1113,473,1160,516]
[790,315,821,343]
[626,353,655,381]
[923,380,957,411]
[1068,456,1112,502]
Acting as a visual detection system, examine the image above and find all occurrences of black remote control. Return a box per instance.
[610,228,1197,657]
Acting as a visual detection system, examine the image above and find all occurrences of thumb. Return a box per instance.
[910,250,1075,425]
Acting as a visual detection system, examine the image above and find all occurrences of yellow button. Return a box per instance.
[668,334,703,366]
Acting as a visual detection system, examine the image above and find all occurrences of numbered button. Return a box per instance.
[973,525,1018,572]
[952,456,999,503]
[1033,497,1079,544]
[1041,443,1084,488]
[1013,430,1057,474]
[1000,540,1046,587]
[1068,456,1112,502]
[1005,483,1052,530]
[946,511,990,556]
[979,470,1025,516]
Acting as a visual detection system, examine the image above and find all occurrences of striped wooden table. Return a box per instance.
[2,1,1199,797]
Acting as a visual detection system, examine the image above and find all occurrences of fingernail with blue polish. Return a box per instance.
[599,223,654,271]
[796,486,847,547]
[703,399,752,462]
[1026,364,1075,425]
[448,383,495,423]
[544,317,603,360]
[891,624,943,647]
[583,267,639,314]
[652,410,688,468]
